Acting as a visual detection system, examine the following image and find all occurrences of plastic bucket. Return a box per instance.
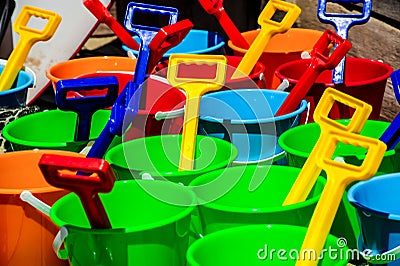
[198,89,307,164]
[0,149,83,265]
[50,179,196,266]
[187,224,349,265]
[122,29,226,57]
[275,57,393,121]
[348,173,400,265]
[189,165,326,234]
[2,109,114,152]
[0,64,34,107]
[227,28,324,89]
[279,119,400,176]
[46,56,137,96]
[155,55,266,89]
[104,134,238,185]
[46,56,186,139]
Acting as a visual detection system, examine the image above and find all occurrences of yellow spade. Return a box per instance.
[231,0,301,80]
[167,54,227,171]
[0,6,61,92]
[283,87,373,205]
[295,126,386,265]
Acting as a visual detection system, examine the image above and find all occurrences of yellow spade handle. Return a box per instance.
[0,6,61,92]
[179,90,202,171]
[295,179,346,266]
[283,133,329,205]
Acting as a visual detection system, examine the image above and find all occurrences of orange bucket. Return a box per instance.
[46,56,137,95]
[227,28,323,89]
[0,150,83,265]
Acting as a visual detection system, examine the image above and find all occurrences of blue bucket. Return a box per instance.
[198,89,308,164]
[348,173,400,265]
[0,65,34,107]
[122,29,225,57]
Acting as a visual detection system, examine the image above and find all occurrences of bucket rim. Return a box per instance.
[199,88,308,124]
[348,173,400,220]
[0,65,34,96]
[106,134,238,178]
[50,179,196,233]
[189,164,326,213]
[122,29,226,57]
[0,150,83,194]
[278,119,396,160]
[227,28,324,54]
[2,109,111,149]
[275,57,393,88]
[186,223,348,265]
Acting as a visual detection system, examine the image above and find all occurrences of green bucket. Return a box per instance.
[50,180,196,266]
[2,109,119,152]
[278,119,400,175]
[104,134,238,185]
[187,224,349,265]
[188,165,356,248]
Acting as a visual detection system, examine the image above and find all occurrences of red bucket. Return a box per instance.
[275,57,393,121]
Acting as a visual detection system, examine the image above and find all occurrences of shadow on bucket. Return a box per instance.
[50,179,196,266]
[275,57,393,121]
[0,150,83,265]
[198,89,307,164]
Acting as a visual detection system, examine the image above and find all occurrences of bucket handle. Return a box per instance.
[53,226,69,260]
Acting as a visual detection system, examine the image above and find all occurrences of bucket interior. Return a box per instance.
[279,119,390,159]
[349,174,400,217]
[276,57,392,86]
[105,134,237,178]
[187,224,348,265]
[190,165,325,212]
[51,180,195,230]
[2,109,111,147]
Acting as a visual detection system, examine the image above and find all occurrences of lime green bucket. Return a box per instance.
[187,224,349,265]
[50,180,196,266]
[104,134,238,185]
[2,109,117,152]
[278,119,400,175]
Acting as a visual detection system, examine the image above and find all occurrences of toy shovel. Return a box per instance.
[39,154,116,229]
[124,2,178,103]
[379,70,400,150]
[283,87,372,205]
[232,0,301,79]
[0,6,61,91]
[197,0,249,49]
[318,0,372,84]
[275,29,352,117]
[296,129,386,266]
[55,76,119,141]
[83,0,139,50]
[167,54,227,171]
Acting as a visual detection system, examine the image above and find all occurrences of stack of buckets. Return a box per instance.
[0,1,396,265]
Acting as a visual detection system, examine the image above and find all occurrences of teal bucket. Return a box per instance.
[0,65,34,107]
[50,180,196,266]
[198,89,307,164]
[187,224,349,265]
[348,173,400,266]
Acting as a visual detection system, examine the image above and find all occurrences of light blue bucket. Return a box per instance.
[122,29,226,57]
[348,173,400,265]
[0,65,34,107]
[198,89,308,164]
